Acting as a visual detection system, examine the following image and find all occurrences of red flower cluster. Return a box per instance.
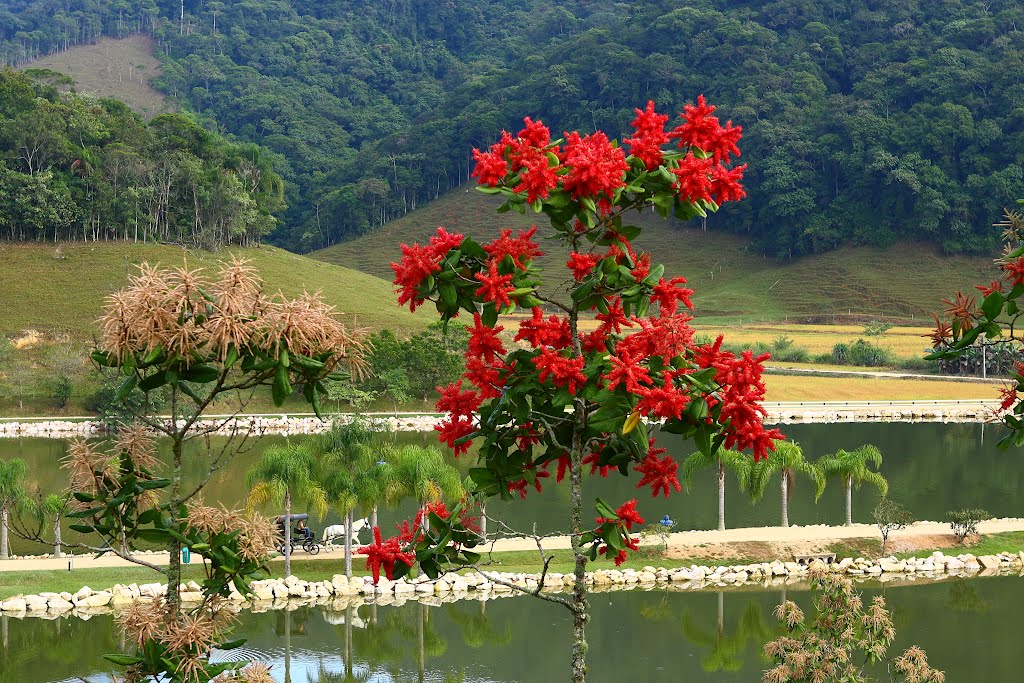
[467,313,506,362]
[484,226,543,269]
[624,101,670,169]
[561,130,628,201]
[635,370,689,420]
[515,308,572,349]
[651,277,695,315]
[976,279,1005,297]
[669,94,743,163]
[1001,257,1024,287]
[471,119,561,202]
[634,450,682,498]
[474,260,516,307]
[357,526,415,583]
[533,348,587,394]
[603,351,653,393]
[567,252,601,281]
[596,499,646,531]
[694,336,784,460]
[391,228,464,311]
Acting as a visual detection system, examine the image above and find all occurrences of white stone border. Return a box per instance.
[1,548,1020,620]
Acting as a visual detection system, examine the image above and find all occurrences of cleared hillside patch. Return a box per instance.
[22,35,169,118]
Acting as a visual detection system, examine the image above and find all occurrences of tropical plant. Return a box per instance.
[748,441,825,528]
[873,498,913,555]
[764,568,944,682]
[40,491,70,558]
[0,458,31,559]
[382,100,781,683]
[309,418,391,577]
[382,444,464,530]
[681,448,754,531]
[818,445,888,526]
[246,443,328,577]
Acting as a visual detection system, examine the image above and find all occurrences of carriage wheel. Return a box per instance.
[305,541,320,555]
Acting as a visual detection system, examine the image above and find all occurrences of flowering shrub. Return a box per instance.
[929,201,1024,447]
[388,98,783,681]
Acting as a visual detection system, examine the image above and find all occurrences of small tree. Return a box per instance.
[681,448,753,531]
[764,568,945,682]
[246,443,328,577]
[948,508,990,544]
[748,441,824,527]
[0,458,31,559]
[818,444,888,526]
[383,99,782,682]
[873,498,913,555]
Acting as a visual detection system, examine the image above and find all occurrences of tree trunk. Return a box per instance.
[480,501,487,541]
[284,609,292,683]
[845,476,853,526]
[717,461,726,531]
[780,472,789,528]
[1,506,8,559]
[344,510,353,578]
[166,434,184,610]
[569,402,588,683]
[418,603,426,683]
[284,490,292,577]
[370,506,378,530]
[344,604,353,677]
[53,517,62,558]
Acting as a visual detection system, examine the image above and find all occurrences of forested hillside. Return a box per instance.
[0,68,282,247]
[2,0,1023,257]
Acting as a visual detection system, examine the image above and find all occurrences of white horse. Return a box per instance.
[322,517,369,545]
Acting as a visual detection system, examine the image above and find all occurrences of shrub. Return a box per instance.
[947,508,990,544]
[873,499,913,555]
[830,339,894,367]
[52,376,72,408]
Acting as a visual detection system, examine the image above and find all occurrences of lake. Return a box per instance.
[0,422,1018,556]
[0,574,1020,682]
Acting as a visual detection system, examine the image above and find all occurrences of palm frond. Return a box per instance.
[681,450,715,490]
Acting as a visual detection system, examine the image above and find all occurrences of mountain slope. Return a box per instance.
[311,189,997,323]
[0,243,424,341]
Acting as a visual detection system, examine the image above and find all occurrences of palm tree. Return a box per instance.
[41,491,71,558]
[383,444,463,532]
[246,443,327,577]
[818,445,888,526]
[681,448,754,531]
[747,441,825,527]
[309,419,391,577]
[0,459,31,560]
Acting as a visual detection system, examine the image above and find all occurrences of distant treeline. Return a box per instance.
[0,68,283,247]
[1,0,1023,257]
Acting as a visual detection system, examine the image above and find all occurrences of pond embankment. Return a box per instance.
[0,400,1003,439]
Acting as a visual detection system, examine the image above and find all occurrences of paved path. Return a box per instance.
[5,518,1023,573]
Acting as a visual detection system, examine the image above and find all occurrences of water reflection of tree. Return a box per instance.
[945,580,990,613]
[680,593,774,673]
[446,601,513,648]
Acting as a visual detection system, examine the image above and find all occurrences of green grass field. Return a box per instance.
[22,35,170,118]
[312,189,997,324]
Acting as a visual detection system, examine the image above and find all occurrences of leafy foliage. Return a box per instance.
[948,507,991,544]
[873,498,914,555]
[3,1,1021,254]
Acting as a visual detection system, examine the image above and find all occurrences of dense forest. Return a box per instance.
[0,68,283,246]
[1,0,1023,257]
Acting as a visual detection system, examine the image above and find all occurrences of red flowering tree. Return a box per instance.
[930,200,1024,447]
[383,98,783,682]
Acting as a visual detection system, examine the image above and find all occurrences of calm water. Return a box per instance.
[0,422,1019,555]
[0,575,1020,682]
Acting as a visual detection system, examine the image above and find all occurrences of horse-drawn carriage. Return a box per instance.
[273,513,321,555]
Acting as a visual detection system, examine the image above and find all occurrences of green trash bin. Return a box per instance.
[182,547,191,564]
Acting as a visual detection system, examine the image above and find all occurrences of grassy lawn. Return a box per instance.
[312,188,996,323]
[763,374,999,402]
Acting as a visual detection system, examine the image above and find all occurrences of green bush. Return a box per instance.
[829,339,894,367]
[948,508,991,544]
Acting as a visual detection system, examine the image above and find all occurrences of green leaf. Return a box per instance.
[982,291,1005,321]
[438,282,457,308]
[91,350,116,367]
[138,371,168,392]
[272,363,293,406]
[103,654,145,666]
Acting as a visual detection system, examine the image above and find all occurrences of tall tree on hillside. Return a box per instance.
[246,442,328,578]
[681,448,754,531]
[747,441,825,528]
[818,445,888,526]
[0,458,30,559]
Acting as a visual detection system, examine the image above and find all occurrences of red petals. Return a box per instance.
[624,100,670,170]
[357,526,415,584]
[710,163,747,204]
[1001,258,1024,288]
[515,308,572,349]
[672,153,714,204]
[562,130,628,200]
[484,226,543,269]
[602,352,653,393]
[435,380,482,418]
[434,415,476,457]
[474,260,515,307]
[669,94,744,163]
[532,348,587,394]
[651,277,695,315]
[391,227,465,311]
[566,252,601,281]
[635,452,682,497]
[467,313,506,363]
